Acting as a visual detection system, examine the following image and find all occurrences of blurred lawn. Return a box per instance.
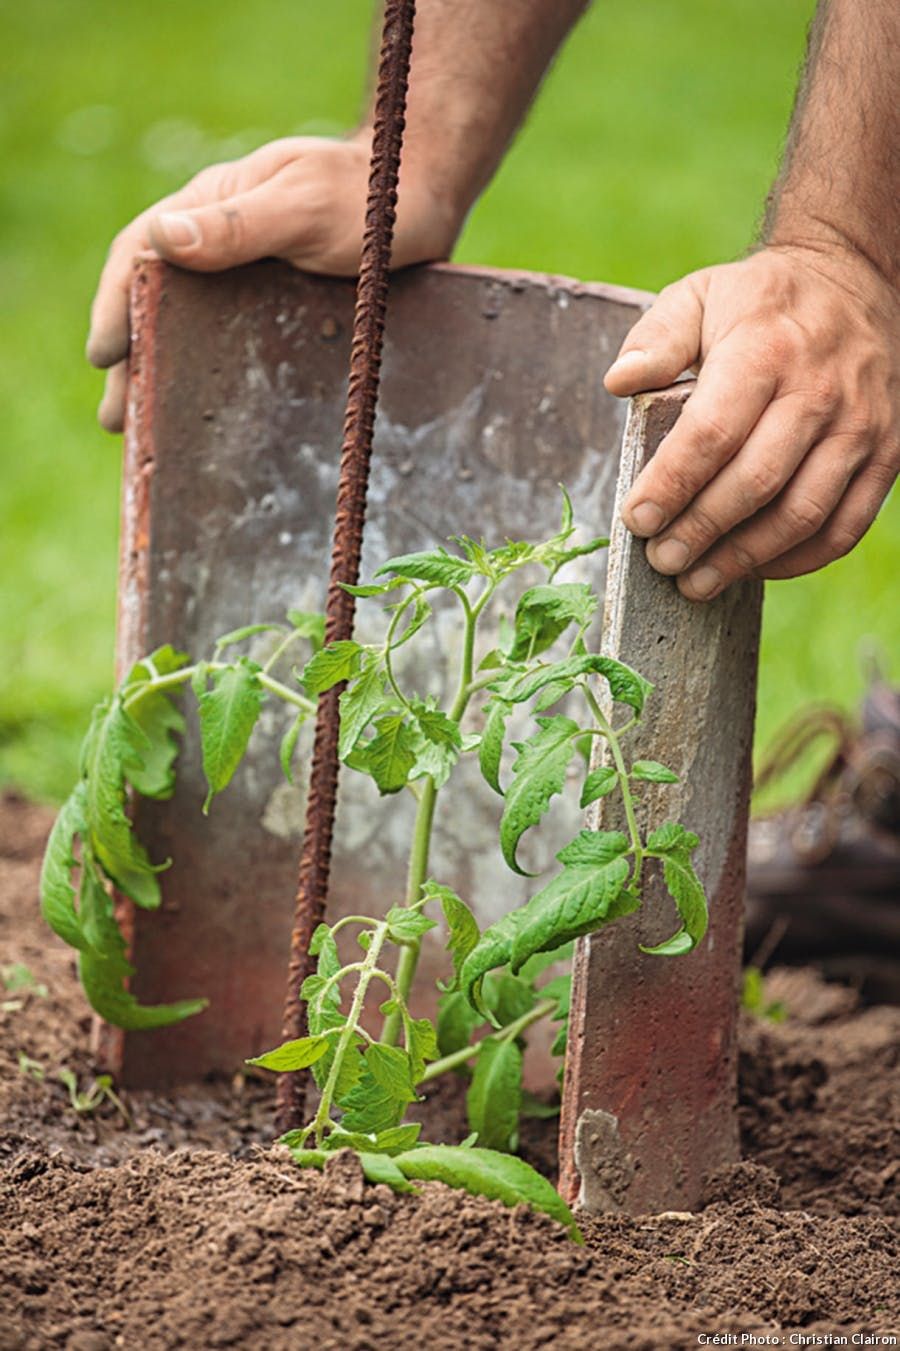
[1,0,896,804]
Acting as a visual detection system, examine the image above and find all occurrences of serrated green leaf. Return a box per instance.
[436,990,483,1058]
[549,536,610,570]
[509,583,598,660]
[580,766,619,807]
[40,786,89,952]
[78,947,207,1031]
[481,970,536,1027]
[358,714,417,794]
[461,831,633,997]
[197,658,265,812]
[286,610,326,651]
[364,1043,418,1106]
[301,640,363,696]
[631,760,679,784]
[500,716,579,875]
[421,880,480,991]
[646,821,699,854]
[79,856,131,978]
[459,910,524,1022]
[467,1038,522,1152]
[338,660,386,760]
[375,1122,423,1153]
[408,699,462,789]
[497,654,652,715]
[479,699,512,795]
[121,648,189,799]
[411,701,462,753]
[406,1017,439,1082]
[642,822,707,954]
[533,679,573,712]
[279,711,306,784]
[451,534,494,575]
[82,698,164,909]
[338,579,406,598]
[477,648,504,672]
[338,1068,408,1135]
[392,1145,582,1241]
[374,548,475,588]
[245,1034,330,1072]
[303,926,360,1098]
[385,906,437,944]
[390,595,432,649]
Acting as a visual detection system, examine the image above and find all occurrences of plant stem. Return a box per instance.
[381,582,490,1047]
[419,997,556,1083]
[381,776,437,1045]
[310,920,389,1146]
[122,663,315,718]
[582,683,644,881]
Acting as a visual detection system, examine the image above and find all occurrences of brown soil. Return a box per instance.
[0,792,897,1350]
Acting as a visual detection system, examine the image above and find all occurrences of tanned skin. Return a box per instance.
[89,0,898,599]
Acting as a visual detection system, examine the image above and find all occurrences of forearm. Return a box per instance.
[764,0,899,289]
[358,0,589,236]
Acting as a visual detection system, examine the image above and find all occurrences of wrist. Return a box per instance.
[348,125,467,265]
[765,204,900,297]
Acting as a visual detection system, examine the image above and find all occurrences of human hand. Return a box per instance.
[604,246,900,599]
[88,135,461,431]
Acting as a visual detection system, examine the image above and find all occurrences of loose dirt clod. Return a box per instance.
[1,795,897,1349]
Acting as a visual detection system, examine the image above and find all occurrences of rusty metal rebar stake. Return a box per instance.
[276,0,416,1134]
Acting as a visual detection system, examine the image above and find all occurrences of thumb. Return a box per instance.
[147,183,297,271]
[604,275,705,395]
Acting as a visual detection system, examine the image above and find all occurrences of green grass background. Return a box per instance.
[1,0,896,804]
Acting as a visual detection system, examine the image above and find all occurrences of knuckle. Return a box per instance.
[781,493,829,538]
[739,454,785,504]
[679,500,722,545]
[656,455,703,503]
[217,205,246,250]
[726,537,760,575]
[685,409,737,458]
[821,519,861,561]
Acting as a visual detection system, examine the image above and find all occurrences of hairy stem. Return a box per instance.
[381,776,438,1045]
[311,919,389,1145]
[582,684,643,882]
[419,997,557,1083]
[121,663,316,718]
[381,582,491,1047]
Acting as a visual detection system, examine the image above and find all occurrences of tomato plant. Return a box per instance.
[41,489,706,1239]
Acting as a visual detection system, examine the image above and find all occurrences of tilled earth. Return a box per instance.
[0,792,897,1350]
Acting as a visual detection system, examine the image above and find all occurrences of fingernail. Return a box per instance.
[650,537,690,573]
[684,565,721,599]
[608,349,648,376]
[625,500,665,536]
[156,211,201,247]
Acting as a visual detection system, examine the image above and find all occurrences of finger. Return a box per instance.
[676,435,863,601]
[604,275,704,396]
[621,333,777,537]
[145,176,313,273]
[97,362,128,432]
[645,394,825,575]
[88,223,155,369]
[758,458,896,580]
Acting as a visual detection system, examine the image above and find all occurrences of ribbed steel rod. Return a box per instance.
[276,0,417,1134]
